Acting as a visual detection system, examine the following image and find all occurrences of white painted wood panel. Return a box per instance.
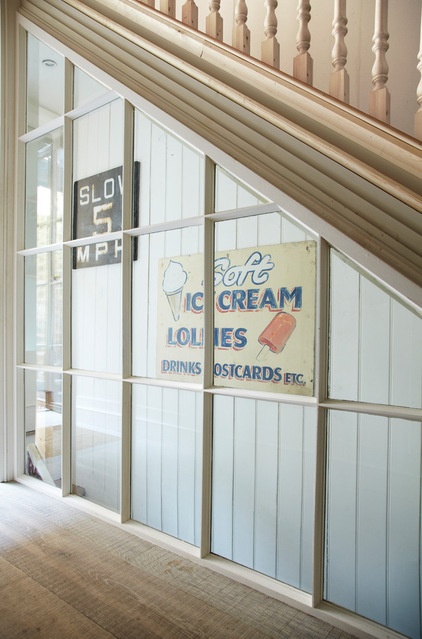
[131,385,202,546]
[387,418,421,639]
[325,410,358,608]
[300,406,316,592]
[326,411,422,639]
[134,111,204,225]
[131,384,148,523]
[72,263,122,373]
[232,397,256,567]
[254,400,278,578]
[145,385,163,531]
[390,300,422,409]
[177,390,200,545]
[355,414,388,624]
[211,395,234,559]
[277,403,305,589]
[330,250,422,409]
[161,387,179,538]
[360,278,390,404]
[329,252,361,400]
[212,396,316,588]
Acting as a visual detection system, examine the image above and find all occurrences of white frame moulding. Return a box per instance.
[8,8,422,639]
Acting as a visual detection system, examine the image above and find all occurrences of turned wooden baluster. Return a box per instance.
[233,0,250,55]
[262,0,280,69]
[294,1,313,85]
[160,0,175,18]
[414,8,422,140]
[182,0,199,29]
[369,0,390,123]
[206,1,223,41]
[329,0,349,102]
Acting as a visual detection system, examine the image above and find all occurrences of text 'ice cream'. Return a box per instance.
[163,260,188,321]
[257,311,296,360]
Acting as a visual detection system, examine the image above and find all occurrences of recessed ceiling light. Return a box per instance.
[42,58,57,67]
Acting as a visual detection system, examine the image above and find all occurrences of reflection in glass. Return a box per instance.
[73,67,110,109]
[132,384,202,545]
[26,34,64,131]
[134,110,205,225]
[325,410,422,639]
[132,226,203,380]
[25,251,62,366]
[25,370,62,488]
[72,376,121,512]
[25,129,63,249]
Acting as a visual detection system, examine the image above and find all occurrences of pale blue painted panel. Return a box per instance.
[325,410,358,608]
[237,183,261,208]
[232,397,256,567]
[277,403,304,587]
[182,145,204,218]
[181,225,201,255]
[150,123,167,225]
[135,112,152,227]
[105,264,122,373]
[215,219,237,251]
[257,212,281,246]
[161,388,179,538]
[387,419,421,639]
[236,216,258,248]
[359,278,390,404]
[132,235,150,377]
[131,384,148,523]
[281,218,308,243]
[194,393,203,547]
[146,232,165,377]
[391,301,422,409]
[211,395,234,559]
[165,135,183,222]
[356,414,388,624]
[164,228,182,258]
[254,400,278,577]
[300,406,316,592]
[145,386,163,530]
[177,390,198,545]
[72,264,121,374]
[215,168,237,212]
[329,253,360,400]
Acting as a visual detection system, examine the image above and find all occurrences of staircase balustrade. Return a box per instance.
[132,0,422,141]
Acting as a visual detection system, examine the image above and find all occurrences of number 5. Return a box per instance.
[93,203,113,234]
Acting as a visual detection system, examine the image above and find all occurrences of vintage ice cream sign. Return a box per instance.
[156,241,316,395]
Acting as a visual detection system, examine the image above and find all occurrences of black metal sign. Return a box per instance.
[73,162,140,268]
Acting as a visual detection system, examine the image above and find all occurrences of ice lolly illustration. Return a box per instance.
[162,260,187,321]
[257,311,296,360]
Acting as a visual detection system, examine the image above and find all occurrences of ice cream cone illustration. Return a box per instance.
[257,311,296,360]
[162,260,187,321]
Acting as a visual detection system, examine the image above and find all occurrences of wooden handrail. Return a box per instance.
[132,0,422,141]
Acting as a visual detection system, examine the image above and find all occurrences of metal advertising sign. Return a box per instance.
[73,163,140,268]
[156,241,316,395]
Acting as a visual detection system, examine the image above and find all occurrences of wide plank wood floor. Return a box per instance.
[0,481,357,639]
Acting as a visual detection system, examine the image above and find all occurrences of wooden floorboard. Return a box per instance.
[0,482,357,639]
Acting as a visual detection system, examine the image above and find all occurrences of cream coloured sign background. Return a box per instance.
[157,241,316,396]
